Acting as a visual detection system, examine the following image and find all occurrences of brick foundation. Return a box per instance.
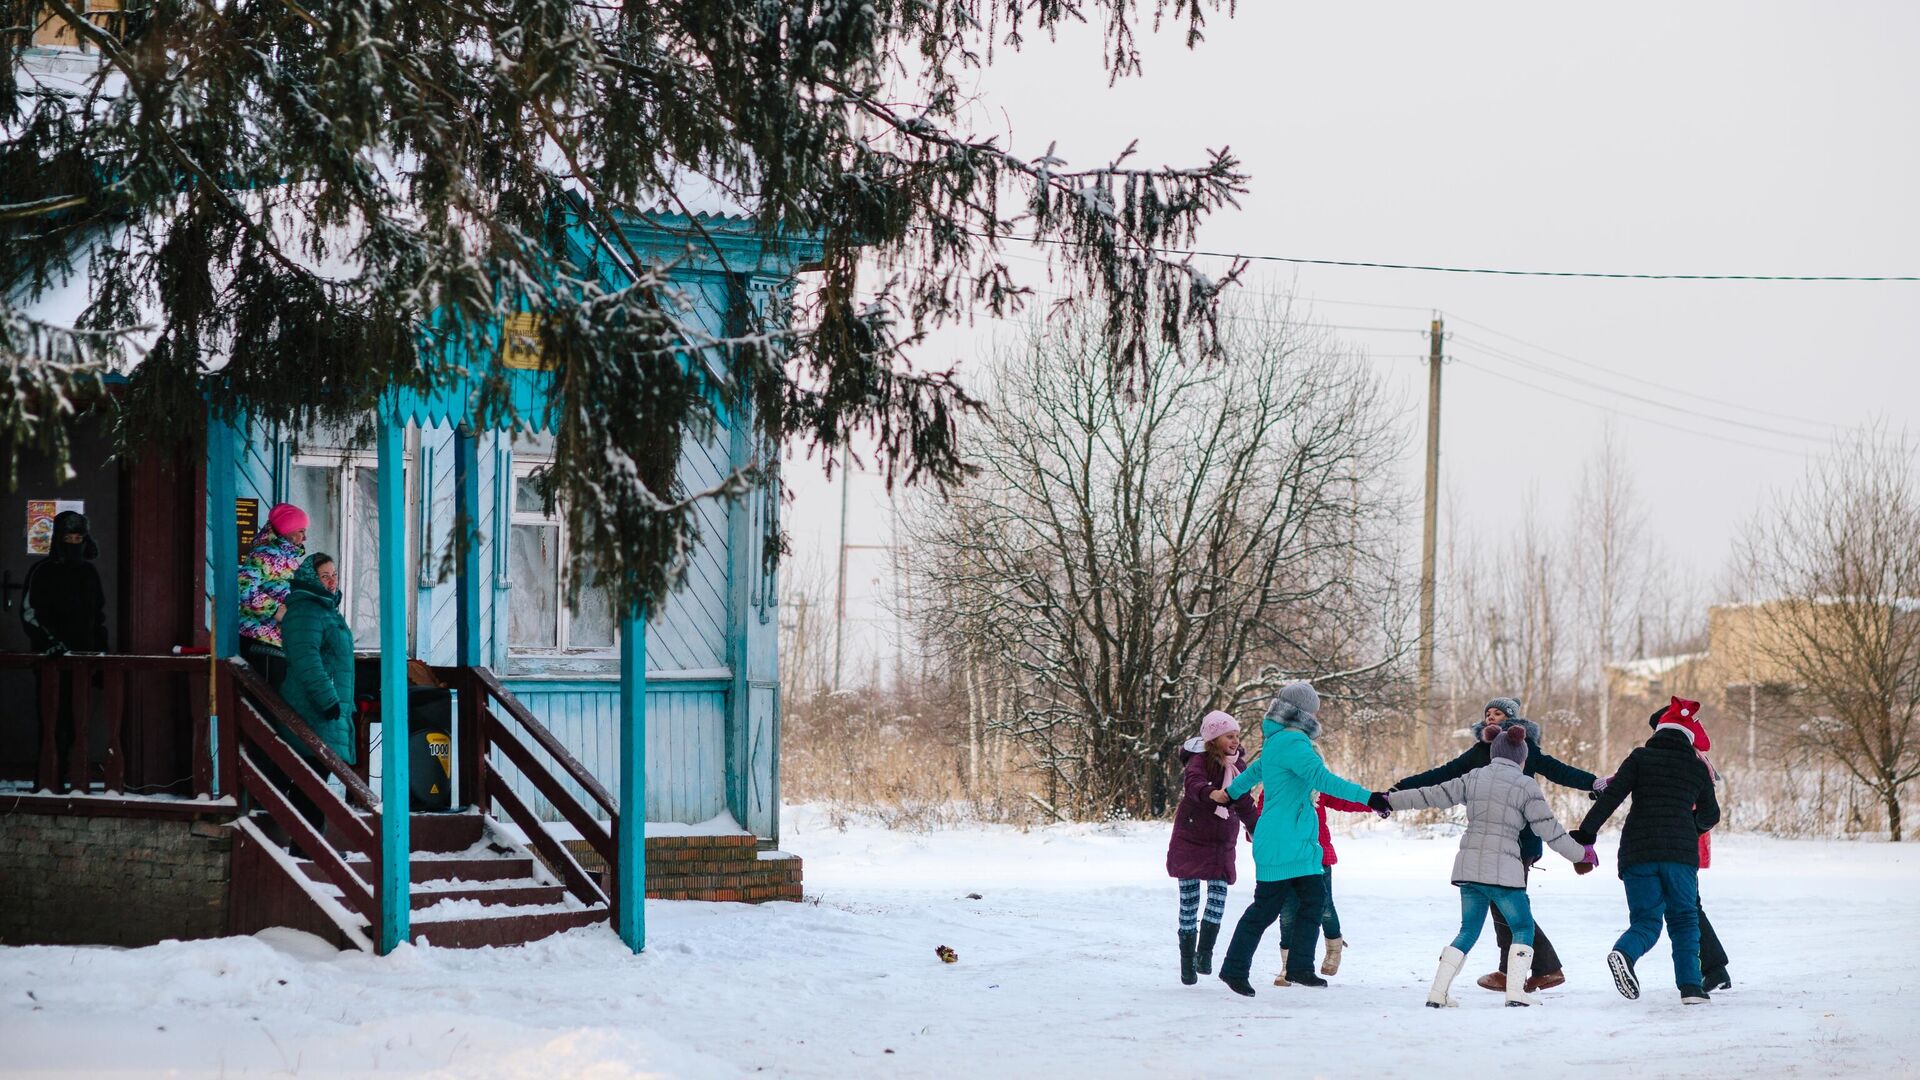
[564,834,803,902]
[0,811,233,946]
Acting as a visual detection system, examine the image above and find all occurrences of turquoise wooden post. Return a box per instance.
[452,427,482,667]
[376,408,412,953]
[616,608,647,953]
[724,412,752,827]
[207,409,240,660]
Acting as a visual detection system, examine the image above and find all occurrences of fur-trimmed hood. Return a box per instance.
[1470,716,1543,743]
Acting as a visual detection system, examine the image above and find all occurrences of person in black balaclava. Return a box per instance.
[22,510,108,790]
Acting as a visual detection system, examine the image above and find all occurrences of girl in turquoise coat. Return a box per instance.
[1216,681,1387,996]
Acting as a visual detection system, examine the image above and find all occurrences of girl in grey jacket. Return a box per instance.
[1388,725,1597,1008]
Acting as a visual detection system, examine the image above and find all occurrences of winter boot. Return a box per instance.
[1680,984,1711,1005]
[1272,948,1290,987]
[1219,971,1256,997]
[1179,931,1198,986]
[1194,921,1221,976]
[1427,946,1466,1008]
[1504,945,1541,1007]
[1607,949,1641,1000]
[1702,966,1732,992]
[1524,970,1566,993]
[1289,970,1329,988]
[1320,937,1345,976]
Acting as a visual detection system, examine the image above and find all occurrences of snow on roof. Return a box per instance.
[1716,596,1920,614]
[1608,652,1706,680]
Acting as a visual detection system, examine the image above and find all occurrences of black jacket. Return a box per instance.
[1395,726,1597,865]
[21,512,107,654]
[1573,728,1720,875]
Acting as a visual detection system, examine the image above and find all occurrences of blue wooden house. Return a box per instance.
[0,177,811,954]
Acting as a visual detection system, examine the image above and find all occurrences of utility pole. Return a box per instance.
[1417,316,1444,762]
[833,443,850,692]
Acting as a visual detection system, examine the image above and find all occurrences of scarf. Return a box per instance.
[1215,753,1241,819]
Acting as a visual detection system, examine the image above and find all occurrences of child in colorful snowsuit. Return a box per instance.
[1572,696,1721,1004]
[1388,725,1597,1007]
[237,503,309,690]
[1166,711,1260,985]
[1262,791,1373,985]
[1215,682,1385,997]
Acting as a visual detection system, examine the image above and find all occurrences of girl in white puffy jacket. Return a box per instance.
[1387,725,1597,1008]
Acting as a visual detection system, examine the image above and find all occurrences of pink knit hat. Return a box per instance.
[1198,710,1240,745]
[267,503,309,536]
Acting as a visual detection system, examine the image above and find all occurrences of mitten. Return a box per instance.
[1582,844,1599,864]
[1593,775,1613,793]
[1569,829,1595,846]
[1366,791,1392,814]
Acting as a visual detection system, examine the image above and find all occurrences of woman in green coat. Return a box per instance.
[1216,681,1387,996]
[268,553,356,849]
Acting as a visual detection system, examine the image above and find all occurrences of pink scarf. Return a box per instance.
[1216,754,1241,819]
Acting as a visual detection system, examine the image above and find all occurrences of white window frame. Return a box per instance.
[288,450,384,651]
[508,459,617,658]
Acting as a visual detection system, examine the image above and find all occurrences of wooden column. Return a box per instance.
[206,408,241,797]
[616,608,647,953]
[376,407,412,953]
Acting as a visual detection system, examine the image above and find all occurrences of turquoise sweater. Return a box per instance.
[1226,720,1373,881]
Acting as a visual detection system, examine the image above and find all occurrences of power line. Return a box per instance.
[1444,313,1857,432]
[1449,336,1832,446]
[977,231,1920,282]
[1450,357,1823,460]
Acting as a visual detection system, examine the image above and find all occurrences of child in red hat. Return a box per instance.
[1573,696,1721,1003]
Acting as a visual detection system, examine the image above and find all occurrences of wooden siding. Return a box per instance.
[643,425,732,674]
[489,682,728,824]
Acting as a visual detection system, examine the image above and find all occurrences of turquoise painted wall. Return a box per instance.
[213,211,815,840]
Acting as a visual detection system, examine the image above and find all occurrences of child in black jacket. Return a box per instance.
[1572,696,1721,1004]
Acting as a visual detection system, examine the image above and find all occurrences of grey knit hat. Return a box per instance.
[1277,681,1321,718]
[1484,697,1521,723]
[1486,724,1529,766]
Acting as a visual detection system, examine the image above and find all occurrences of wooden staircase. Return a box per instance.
[225,662,621,952]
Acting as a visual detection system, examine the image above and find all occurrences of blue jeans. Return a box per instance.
[1614,862,1702,989]
[1452,883,1534,954]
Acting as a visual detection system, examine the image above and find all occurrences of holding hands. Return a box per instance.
[1208,789,1231,805]
[1573,843,1600,875]
[1366,791,1393,818]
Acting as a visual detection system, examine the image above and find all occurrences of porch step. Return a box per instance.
[300,854,536,885]
[318,810,487,854]
[406,908,609,949]
[407,881,567,911]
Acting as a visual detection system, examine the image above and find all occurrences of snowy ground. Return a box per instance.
[2,808,1917,1079]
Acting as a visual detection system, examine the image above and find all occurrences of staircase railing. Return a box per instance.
[435,665,613,912]
[229,662,382,928]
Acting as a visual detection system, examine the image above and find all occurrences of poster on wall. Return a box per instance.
[25,499,85,555]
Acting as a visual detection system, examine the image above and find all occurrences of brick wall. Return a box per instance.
[0,812,232,946]
[564,834,803,903]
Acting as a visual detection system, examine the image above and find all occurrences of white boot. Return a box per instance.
[1321,937,1345,976]
[1504,945,1540,1007]
[1427,946,1465,1008]
[1273,948,1290,987]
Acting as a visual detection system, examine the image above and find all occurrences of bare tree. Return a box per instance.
[906,300,1408,818]
[1570,424,1649,764]
[1737,431,1920,840]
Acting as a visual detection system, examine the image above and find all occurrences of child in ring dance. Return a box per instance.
[1165,710,1259,984]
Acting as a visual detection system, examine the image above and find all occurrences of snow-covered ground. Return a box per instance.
[2,808,1916,1079]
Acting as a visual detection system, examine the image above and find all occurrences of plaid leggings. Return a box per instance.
[1178,879,1230,932]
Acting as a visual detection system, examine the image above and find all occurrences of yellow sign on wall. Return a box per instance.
[499,312,552,371]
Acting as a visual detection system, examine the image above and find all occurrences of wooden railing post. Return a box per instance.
[36,661,60,791]
[455,670,487,814]
[102,665,126,793]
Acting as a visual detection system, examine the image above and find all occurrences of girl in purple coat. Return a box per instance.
[1167,710,1260,985]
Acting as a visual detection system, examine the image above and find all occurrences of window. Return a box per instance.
[287,454,388,650]
[509,460,616,654]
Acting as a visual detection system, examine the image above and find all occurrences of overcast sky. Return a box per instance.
[783,1,1920,681]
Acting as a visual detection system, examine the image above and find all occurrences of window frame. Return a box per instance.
[508,458,617,658]
[287,450,385,651]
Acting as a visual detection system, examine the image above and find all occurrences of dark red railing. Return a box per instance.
[0,652,230,797]
[435,665,613,911]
